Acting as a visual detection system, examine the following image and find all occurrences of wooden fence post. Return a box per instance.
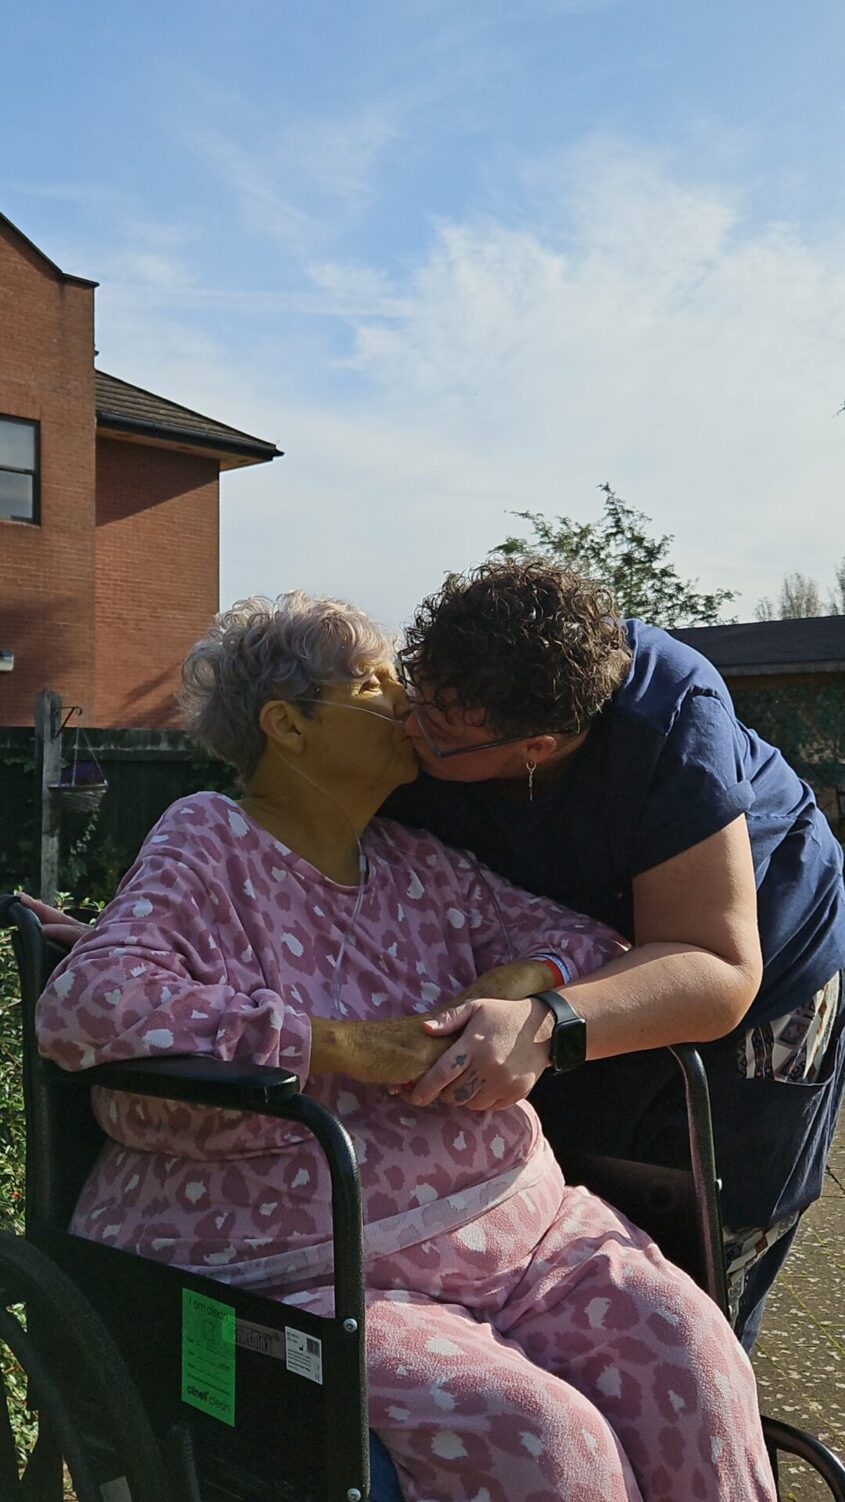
[34,689,62,904]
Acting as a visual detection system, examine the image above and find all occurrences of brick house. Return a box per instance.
[0,214,280,729]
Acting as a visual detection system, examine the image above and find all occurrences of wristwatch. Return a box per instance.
[529,990,587,1073]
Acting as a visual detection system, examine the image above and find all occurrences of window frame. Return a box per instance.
[0,414,41,526]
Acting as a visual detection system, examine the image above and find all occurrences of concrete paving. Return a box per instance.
[752,1111,845,1499]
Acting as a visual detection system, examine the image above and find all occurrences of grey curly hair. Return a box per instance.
[180,592,396,779]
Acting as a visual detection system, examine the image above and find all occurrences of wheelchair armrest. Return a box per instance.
[76,1055,301,1113]
[51,1054,365,1320]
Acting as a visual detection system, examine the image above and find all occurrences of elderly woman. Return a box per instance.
[36,593,775,1502]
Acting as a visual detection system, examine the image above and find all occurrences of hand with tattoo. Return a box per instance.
[405,995,556,1110]
[452,1067,486,1104]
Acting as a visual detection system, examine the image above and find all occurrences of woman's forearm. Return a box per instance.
[408,940,762,1110]
[565,941,762,1059]
[310,1017,355,1075]
[310,1014,450,1084]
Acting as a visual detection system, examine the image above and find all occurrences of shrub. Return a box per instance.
[0,924,37,1469]
[0,927,25,1233]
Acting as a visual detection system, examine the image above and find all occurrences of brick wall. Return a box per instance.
[94,436,220,726]
[0,220,223,731]
[0,224,96,726]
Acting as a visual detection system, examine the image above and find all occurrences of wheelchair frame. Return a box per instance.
[2,892,845,1501]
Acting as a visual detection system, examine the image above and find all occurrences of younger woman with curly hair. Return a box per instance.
[388,559,845,1352]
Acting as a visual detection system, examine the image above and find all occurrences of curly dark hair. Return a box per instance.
[401,560,632,736]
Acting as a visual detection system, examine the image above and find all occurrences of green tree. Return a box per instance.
[492,484,737,628]
[755,558,845,620]
[829,556,845,616]
[755,572,823,622]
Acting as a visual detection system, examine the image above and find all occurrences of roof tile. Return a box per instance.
[671,616,845,670]
[95,370,280,460]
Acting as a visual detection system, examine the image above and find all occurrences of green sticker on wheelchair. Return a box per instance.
[181,1288,236,1426]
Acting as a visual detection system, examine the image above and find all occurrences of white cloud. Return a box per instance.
[280,108,400,211]
[186,101,400,256]
[191,128,319,254]
[82,140,845,629]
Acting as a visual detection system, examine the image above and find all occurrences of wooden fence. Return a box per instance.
[0,725,232,900]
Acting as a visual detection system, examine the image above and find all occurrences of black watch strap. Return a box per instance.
[529,989,587,1073]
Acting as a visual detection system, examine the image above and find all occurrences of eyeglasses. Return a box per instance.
[409,709,530,760]
[393,663,530,760]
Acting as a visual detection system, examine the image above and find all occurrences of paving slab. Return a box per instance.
[752,1109,845,1500]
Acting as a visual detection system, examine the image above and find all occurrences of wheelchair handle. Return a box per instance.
[669,1044,729,1317]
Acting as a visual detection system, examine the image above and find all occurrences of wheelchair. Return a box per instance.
[1,892,844,1501]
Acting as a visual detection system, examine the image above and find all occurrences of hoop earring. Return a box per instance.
[526,759,536,803]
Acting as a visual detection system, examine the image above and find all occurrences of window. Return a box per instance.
[0,417,39,523]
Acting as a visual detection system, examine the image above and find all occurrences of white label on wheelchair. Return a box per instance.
[284,1326,324,1385]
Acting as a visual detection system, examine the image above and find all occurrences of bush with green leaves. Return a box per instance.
[0,927,25,1234]
[1,897,102,1485]
[0,924,38,1468]
[493,483,737,627]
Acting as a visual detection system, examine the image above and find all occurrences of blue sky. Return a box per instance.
[4,0,845,627]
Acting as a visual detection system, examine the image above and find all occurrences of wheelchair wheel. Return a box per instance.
[0,1231,171,1502]
[762,1414,845,1501]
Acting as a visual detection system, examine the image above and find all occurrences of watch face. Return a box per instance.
[552,1017,587,1073]
[530,992,586,1073]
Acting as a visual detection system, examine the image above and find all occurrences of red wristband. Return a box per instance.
[537,957,566,990]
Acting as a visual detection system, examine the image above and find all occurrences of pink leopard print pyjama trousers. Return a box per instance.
[297,1177,775,1502]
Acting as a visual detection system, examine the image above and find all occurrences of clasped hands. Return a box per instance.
[21,895,555,1113]
[330,959,556,1110]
